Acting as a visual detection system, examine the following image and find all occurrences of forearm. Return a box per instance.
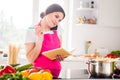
[26,48,39,63]
[26,39,43,63]
[35,38,43,56]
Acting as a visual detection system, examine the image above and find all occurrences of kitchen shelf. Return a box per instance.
[76,24,97,28]
[76,23,96,26]
[75,0,98,25]
[77,7,97,11]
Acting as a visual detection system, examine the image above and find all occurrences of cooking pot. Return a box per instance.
[87,60,115,78]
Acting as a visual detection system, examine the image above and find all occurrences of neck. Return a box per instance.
[40,18,50,32]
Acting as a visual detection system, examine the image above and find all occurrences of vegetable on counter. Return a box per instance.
[28,69,53,80]
[0,65,4,70]
[21,68,39,77]
[0,63,53,80]
[0,65,16,76]
[111,50,120,57]
[105,50,120,58]
[16,63,33,71]
[105,53,119,58]
[0,71,30,80]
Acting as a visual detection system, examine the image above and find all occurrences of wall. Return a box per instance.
[70,26,120,54]
[66,0,120,55]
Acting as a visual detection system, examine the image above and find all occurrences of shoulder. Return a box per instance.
[25,26,37,43]
[26,27,35,34]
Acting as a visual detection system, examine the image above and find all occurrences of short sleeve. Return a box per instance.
[25,28,36,43]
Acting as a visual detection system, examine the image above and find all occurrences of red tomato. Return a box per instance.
[105,53,118,58]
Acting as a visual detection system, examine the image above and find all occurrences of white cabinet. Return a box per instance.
[98,0,120,27]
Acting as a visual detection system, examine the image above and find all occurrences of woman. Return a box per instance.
[25,4,65,78]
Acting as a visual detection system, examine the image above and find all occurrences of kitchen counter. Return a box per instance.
[64,56,88,62]
[0,54,88,65]
[53,79,87,80]
[53,79,116,80]
[0,54,29,65]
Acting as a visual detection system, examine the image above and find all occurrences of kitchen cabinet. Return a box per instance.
[98,0,120,27]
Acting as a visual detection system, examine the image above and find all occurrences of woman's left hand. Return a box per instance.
[56,55,64,61]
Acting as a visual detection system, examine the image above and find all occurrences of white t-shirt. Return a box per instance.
[25,25,64,43]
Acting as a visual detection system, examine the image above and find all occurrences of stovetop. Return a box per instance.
[53,74,120,80]
[58,69,120,79]
[89,74,120,79]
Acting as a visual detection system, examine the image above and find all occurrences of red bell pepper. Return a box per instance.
[0,65,16,76]
[5,65,16,73]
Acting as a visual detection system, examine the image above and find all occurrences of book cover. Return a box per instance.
[42,48,72,60]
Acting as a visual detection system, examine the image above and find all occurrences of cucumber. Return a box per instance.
[0,65,4,69]
[10,64,20,68]
[16,63,33,71]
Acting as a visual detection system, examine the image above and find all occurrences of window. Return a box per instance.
[0,0,32,49]
[0,0,68,51]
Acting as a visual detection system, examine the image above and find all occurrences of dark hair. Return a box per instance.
[40,12,45,19]
[50,25,58,30]
[40,4,65,30]
[40,4,65,19]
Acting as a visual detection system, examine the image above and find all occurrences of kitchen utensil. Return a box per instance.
[87,60,115,78]
[115,59,120,69]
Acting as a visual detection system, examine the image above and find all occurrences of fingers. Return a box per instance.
[56,55,64,61]
[34,25,43,37]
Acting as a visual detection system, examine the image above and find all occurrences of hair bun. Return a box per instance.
[40,12,45,18]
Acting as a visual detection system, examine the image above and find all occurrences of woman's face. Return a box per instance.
[45,12,64,28]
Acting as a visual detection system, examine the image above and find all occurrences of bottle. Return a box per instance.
[91,1,95,8]
[80,1,83,8]
[85,41,92,54]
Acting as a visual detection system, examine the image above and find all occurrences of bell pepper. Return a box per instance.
[21,68,40,77]
[28,72,43,80]
[4,65,16,73]
[28,69,53,80]
[0,65,16,76]
[42,71,53,80]
[21,70,30,77]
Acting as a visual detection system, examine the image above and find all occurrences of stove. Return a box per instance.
[65,69,120,79]
[89,75,112,79]
[88,74,120,79]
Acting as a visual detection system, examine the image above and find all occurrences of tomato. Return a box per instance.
[105,53,118,58]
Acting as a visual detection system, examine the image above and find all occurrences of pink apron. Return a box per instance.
[33,30,61,78]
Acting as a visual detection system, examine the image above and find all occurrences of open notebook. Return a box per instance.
[42,48,72,60]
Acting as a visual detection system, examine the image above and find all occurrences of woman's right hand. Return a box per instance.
[56,54,64,61]
[34,25,44,39]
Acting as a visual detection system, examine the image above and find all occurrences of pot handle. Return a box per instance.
[114,61,119,70]
[112,74,120,79]
[86,62,92,75]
